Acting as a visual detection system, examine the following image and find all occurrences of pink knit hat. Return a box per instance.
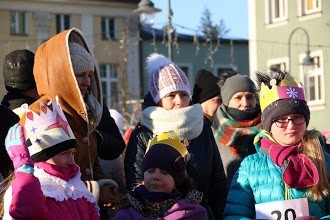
[147,53,190,104]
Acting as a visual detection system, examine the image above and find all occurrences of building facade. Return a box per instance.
[0,0,140,113]
[249,0,329,131]
[140,27,249,97]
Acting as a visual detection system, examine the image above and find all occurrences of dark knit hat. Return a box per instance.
[142,131,188,186]
[221,74,256,106]
[261,99,310,132]
[259,73,310,132]
[3,49,36,92]
[192,69,220,104]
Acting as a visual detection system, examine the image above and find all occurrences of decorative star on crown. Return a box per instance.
[260,73,306,111]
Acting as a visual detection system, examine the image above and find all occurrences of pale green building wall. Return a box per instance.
[140,32,249,96]
[250,0,330,131]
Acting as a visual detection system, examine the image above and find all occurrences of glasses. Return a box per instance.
[272,116,306,128]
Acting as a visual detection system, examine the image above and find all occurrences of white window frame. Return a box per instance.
[101,17,118,40]
[100,64,120,108]
[10,11,28,35]
[266,0,288,24]
[303,0,322,15]
[299,50,325,107]
[56,14,71,33]
[266,57,289,72]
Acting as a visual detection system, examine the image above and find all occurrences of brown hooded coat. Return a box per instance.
[19,28,105,181]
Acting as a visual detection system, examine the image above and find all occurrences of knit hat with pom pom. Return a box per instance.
[147,53,190,104]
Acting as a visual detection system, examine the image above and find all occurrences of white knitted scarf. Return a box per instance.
[140,104,204,140]
[34,166,97,205]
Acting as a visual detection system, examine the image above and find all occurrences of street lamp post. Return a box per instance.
[288,27,314,73]
[133,0,161,27]
[134,0,173,60]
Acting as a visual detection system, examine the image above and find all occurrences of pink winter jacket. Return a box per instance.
[3,163,99,220]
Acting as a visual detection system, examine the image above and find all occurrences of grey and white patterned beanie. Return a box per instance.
[69,42,94,74]
[147,53,190,104]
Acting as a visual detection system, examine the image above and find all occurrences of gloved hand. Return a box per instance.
[99,185,123,208]
[98,179,123,208]
[5,124,34,174]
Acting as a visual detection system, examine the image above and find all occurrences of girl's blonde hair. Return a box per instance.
[0,172,15,218]
[300,130,330,201]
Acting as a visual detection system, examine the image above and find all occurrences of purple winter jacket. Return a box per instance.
[114,198,208,220]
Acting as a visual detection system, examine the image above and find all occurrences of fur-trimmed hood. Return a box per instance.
[19,29,103,180]
[31,28,102,125]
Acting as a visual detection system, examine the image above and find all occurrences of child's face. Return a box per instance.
[144,168,175,193]
[46,148,76,167]
[270,114,307,146]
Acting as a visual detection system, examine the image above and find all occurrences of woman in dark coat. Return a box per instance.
[124,53,228,220]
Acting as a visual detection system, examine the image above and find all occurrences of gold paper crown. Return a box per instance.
[259,73,306,112]
[146,131,189,158]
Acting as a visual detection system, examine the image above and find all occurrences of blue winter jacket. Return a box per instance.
[224,130,330,220]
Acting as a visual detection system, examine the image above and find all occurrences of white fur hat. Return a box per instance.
[109,109,124,137]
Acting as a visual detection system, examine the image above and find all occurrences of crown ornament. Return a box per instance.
[24,98,75,157]
[146,131,189,159]
[260,74,306,112]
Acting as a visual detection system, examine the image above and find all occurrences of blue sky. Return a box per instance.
[152,0,248,39]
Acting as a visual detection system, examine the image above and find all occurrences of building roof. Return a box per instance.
[140,27,248,44]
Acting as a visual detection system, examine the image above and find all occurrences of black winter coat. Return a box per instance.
[1,92,37,110]
[95,103,126,160]
[124,120,228,220]
[0,105,20,178]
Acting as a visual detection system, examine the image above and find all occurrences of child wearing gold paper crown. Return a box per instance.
[223,68,330,219]
[1,100,99,219]
[114,131,208,220]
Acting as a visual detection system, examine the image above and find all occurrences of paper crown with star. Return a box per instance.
[259,73,306,112]
[146,131,189,159]
[24,99,76,162]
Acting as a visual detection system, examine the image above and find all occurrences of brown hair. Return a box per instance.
[300,130,330,201]
[0,172,15,218]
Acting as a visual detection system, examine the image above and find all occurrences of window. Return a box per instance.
[178,66,189,78]
[267,57,289,72]
[270,63,287,70]
[56,14,71,33]
[301,0,322,16]
[100,64,120,108]
[302,51,324,106]
[176,63,192,86]
[217,68,235,77]
[10,11,27,35]
[101,17,117,40]
[267,0,288,24]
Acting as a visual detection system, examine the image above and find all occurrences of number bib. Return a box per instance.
[255,198,309,220]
